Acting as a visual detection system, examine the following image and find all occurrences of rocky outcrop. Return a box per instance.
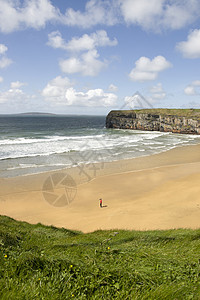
[106,109,200,134]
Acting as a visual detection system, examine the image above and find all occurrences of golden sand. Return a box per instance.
[0,144,200,232]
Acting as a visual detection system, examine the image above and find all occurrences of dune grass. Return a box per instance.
[1,215,200,299]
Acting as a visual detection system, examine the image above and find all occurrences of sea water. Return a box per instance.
[0,114,200,178]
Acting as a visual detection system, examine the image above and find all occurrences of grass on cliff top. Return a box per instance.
[110,109,200,120]
[1,215,200,299]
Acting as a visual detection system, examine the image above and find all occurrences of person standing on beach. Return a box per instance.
[99,198,103,208]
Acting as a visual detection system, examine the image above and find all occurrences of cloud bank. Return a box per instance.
[0,0,199,33]
[42,76,117,107]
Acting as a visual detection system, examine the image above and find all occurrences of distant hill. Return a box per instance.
[18,112,57,116]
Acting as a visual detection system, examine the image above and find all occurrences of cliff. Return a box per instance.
[106,109,200,134]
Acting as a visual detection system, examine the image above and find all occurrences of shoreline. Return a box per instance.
[0,143,200,232]
[1,130,200,179]
[1,141,200,180]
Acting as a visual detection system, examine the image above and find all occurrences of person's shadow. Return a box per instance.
[102,205,108,208]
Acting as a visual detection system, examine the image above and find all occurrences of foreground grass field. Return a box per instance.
[0,216,200,299]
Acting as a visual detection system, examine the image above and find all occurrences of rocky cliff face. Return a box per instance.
[106,110,200,134]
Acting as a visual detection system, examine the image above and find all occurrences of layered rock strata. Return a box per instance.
[106,110,200,134]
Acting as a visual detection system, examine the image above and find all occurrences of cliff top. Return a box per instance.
[108,109,200,121]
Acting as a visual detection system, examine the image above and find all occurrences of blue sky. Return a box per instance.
[0,0,200,115]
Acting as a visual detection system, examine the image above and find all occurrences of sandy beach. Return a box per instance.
[0,143,200,233]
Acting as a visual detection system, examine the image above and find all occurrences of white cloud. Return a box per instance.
[0,80,32,104]
[59,49,106,76]
[0,0,117,33]
[120,0,163,30]
[0,80,46,113]
[0,76,3,83]
[0,0,60,33]
[0,0,199,34]
[162,1,197,30]
[149,83,166,100]
[10,81,26,89]
[47,31,68,50]
[120,0,200,31]
[66,30,117,52]
[0,87,26,104]
[108,84,118,92]
[184,86,196,95]
[0,43,12,69]
[62,0,200,31]
[0,44,8,54]
[62,0,118,28]
[48,30,117,52]
[0,0,118,33]
[0,56,12,69]
[41,76,73,102]
[129,56,172,82]
[42,76,117,107]
[47,30,117,77]
[59,58,83,75]
[192,80,200,86]
[149,83,163,94]
[65,88,117,107]
[176,29,200,58]
[184,80,200,95]
[66,33,95,52]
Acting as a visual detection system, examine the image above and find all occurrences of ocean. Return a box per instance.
[0,114,200,178]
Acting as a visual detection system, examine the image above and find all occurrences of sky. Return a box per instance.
[0,0,200,115]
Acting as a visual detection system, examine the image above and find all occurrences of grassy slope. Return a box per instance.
[110,109,200,120]
[1,215,200,299]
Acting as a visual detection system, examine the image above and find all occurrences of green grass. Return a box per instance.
[109,109,200,121]
[1,215,200,299]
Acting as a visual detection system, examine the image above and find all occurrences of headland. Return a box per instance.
[106,109,200,134]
